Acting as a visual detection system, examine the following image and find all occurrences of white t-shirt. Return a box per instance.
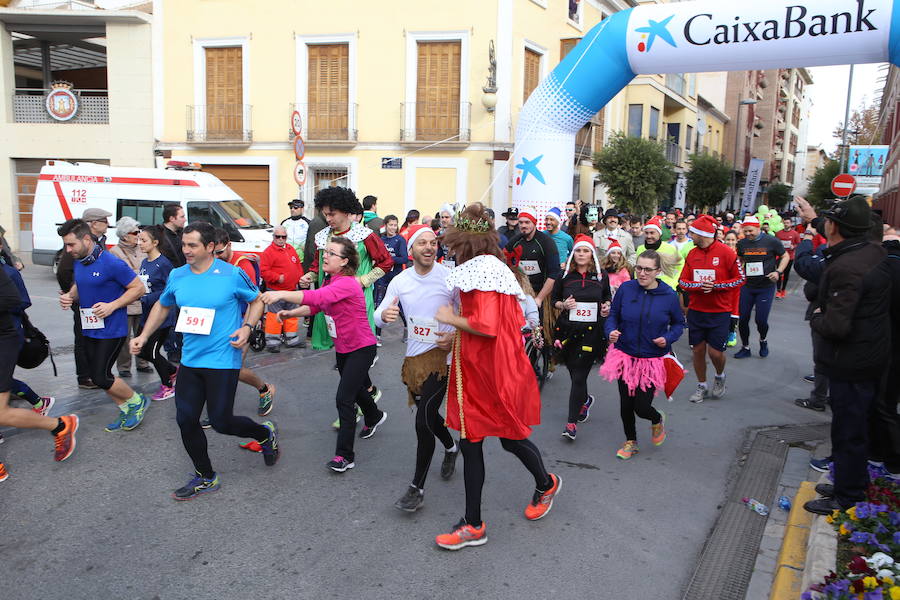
[373,262,457,357]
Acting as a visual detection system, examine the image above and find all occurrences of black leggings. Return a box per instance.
[174,365,269,478]
[335,345,383,463]
[83,336,125,390]
[618,380,661,441]
[411,373,454,488]
[778,259,794,292]
[459,437,551,526]
[566,354,594,423]
[138,326,177,385]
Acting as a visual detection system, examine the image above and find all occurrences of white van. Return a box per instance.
[31,160,273,267]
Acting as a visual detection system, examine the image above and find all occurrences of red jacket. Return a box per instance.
[260,243,303,291]
[678,240,745,313]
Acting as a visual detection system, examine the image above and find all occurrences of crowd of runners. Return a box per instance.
[0,187,897,548]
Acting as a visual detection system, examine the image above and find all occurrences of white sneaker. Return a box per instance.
[711,377,727,399]
[689,385,709,403]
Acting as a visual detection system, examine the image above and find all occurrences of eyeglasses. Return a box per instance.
[214,249,226,256]
[634,266,659,274]
[273,234,288,239]
[325,250,345,258]
[127,231,140,236]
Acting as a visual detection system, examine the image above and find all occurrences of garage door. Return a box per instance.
[201,164,269,222]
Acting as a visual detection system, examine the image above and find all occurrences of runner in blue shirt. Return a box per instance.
[132,221,279,500]
[58,219,148,432]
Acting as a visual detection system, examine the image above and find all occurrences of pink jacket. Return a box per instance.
[303,273,376,354]
[607,268,631,293]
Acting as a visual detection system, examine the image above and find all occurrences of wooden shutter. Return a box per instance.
[205,47,242,138]
[593,108,605,151]
[523,48,540,104]
[307,44,349,140]
[560,38,581,60]
[416,41,461,141]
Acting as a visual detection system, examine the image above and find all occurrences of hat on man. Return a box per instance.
[403,223,435,248]
[742,215,760,227]
[82,207,112,222]
[546,207,562,223]
[643,216,663,234]
[689,215,718,238]
[518,207,538,226]
[288,199,304,208]
[502,207,520,219]
[602,208,620,223]
[822,195,872,232]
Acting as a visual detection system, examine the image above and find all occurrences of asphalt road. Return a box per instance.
[1,260,828,600]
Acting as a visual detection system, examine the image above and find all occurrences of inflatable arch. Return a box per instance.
[511,0,900,218]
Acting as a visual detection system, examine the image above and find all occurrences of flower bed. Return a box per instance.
[804,465,900,599]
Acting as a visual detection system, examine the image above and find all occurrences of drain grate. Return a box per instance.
[681,423,828,600]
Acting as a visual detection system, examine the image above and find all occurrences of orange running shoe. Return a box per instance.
[616,440,639,460]
[435,519,487,550]
[525,473,562,521]
[651,411,667,446]
[0,462,8,482]
[54,415,79,462]
[239,440,262,452]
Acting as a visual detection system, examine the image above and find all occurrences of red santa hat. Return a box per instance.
[689,215,718,238]
[403,224,435,248]
[643,216,663,234]
[518,207,538,226]
[606,239,624,255]
[564,234,601,275]
[741,215,760,227]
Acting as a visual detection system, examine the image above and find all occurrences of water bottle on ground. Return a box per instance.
[742,497,769,516]
[778,496,792,511]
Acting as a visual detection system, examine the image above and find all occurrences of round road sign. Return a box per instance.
[294,161,307,187]
[291,111,303,136]
[831,173,857,198]
[293,136,305,161]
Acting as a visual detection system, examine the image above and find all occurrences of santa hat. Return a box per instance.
[606,239,624,255]
[403,224,434,248]
[643,216,663,234]
[689,215,718,238]
[545,207,562,223]
[663,352,687,402]
[519,206,538,226]
[564,234,601,275]
[742,215,760,227]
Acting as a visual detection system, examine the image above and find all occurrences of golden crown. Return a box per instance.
[50,80,74,90]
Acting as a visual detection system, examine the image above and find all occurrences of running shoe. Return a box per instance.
[435,518,487,550]
[441,447,459,480]
[617,440,639,460]
[359,411,387,439]
[803,374,815,384]
[122,394,149,431]
[759,341,769,358]
[327,455,355,473]
[77,379,99,390]
[200,417,212,429]
[370,386,382,404]
[734,347,752,359]
[727,332,737,347]
[32,396,55,416]
[809,456,832,472]
[105,411,127,432]
[524,473,562,520]
[258,383,276,417]
[577,395,594,423]
[239,440,262,453]
[260,421,279,466]
[332,407,363,430]
[151,385,175,401]
[0,462,7,482]
[651,411,667,446]
[561,423,577,441]
[54,415,79,462]
[394,485,424,512]
[711,377,727,400]
[172,473,220,501]
[795,398,826,412]
[689,385,708,403]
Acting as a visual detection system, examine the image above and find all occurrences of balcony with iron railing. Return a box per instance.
[186,104,252,145]
[665,140,682,165]
[12,88,109,124]
[289,102,357,144]
[574,123,594,160]
[401,101,471,145]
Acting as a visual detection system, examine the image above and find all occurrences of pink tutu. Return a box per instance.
[599,346,666,396]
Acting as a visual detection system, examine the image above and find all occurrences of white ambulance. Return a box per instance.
[31,160,273,268]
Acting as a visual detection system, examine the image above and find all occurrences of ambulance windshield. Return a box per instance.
[219,200,270,229]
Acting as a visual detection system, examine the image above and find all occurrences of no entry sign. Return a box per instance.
[831,173,857,197]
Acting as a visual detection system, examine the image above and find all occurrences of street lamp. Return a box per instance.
[730,98,758,212]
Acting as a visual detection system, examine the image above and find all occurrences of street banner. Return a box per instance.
[741,158,765,215]
[848,145,889,177]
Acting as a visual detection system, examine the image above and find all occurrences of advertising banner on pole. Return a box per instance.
[741,158,765,215]
[848,145,889,177]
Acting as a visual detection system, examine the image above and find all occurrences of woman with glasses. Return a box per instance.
[600,250,685,460]
[136,226,178,401]
[262,237,387,473]
[109,217,152,378]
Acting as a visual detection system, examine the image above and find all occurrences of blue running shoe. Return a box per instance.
[172,473,220,500]
[122,394,149,431]
[577,395,594,423]
[759,341,769,358]
[734,347,752,359]
[809,456,832,473]
[105,411,127,432]
[727,332,737,347]
[261,421,279,466]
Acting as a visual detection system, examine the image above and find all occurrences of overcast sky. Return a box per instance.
[806,63,888,154]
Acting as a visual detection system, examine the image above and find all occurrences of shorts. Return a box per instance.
[687,309,731,351]
[0,332,22,393]
[83,336,126,390]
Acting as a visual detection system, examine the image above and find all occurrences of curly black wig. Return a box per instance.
[314,186,363,215]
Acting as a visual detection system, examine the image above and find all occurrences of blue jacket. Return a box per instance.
[794,239,826,283]
[379,233,408,284]
[2,262,30,335]
[605,279,684,358]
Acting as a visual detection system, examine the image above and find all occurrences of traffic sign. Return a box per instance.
[293,136,305,161]
[294,161,307,186]
[831,173,857,197]
[291,111,303,136]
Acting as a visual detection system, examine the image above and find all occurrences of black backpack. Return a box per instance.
[17,312,57,375]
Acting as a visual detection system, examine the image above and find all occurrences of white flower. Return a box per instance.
[866,552,895,569]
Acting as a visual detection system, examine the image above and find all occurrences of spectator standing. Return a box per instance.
[260,226,304,352]
[281,199,310,262]
[362,195,384,233]
[109,217,152,377]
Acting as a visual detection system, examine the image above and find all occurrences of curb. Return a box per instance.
[769,481,817,600]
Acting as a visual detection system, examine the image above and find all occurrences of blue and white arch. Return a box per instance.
[512,0,900,218]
